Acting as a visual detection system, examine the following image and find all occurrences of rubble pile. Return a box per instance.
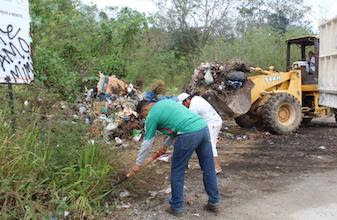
[185,60,254,118]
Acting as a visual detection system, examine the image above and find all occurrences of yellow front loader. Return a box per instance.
[234,67,333,134]
[233,36,335,134]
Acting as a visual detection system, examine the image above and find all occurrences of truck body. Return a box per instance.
[318,16,337,108]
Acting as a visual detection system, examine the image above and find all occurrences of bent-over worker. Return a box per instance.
[177,93,223,174]
[128,99,220,216]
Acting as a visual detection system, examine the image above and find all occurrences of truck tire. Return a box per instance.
[235,112,260,128]
[334,109,337,123]
[262,93,302,134]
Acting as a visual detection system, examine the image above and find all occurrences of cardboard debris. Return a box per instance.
[151,80,166,95]
[93,101,107,115]
[97,72,129,96]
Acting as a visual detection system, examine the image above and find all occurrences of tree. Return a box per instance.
[266,0,311,32]
[113,8,148,57]
[153,0,235,55]
[237,0,311,33]
[236,0,266,33]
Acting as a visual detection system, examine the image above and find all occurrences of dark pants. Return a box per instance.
[169,127,220,211]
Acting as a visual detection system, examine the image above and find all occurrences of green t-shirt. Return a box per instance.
[144,99,207,140]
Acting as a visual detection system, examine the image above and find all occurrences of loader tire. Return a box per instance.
[235,112,260,128]
[262,93,302,134]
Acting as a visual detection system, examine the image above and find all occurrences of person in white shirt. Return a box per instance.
[177,93,223,174]
[308,51,316,74]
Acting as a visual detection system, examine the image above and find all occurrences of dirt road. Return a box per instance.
[223,170,337,220]
[113,117,337,220]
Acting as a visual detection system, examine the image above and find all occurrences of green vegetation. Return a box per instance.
[200,26,310,71]
[29,0,312,99]
[0,90,120,219]
[0,0,314,218]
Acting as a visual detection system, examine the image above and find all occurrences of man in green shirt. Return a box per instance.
[129,99,220,216]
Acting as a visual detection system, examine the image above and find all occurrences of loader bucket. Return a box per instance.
[203,80,254,118]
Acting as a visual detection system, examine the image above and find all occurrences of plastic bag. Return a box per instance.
[204,69,214,85]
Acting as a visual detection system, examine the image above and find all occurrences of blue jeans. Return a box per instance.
[169,127,220,211]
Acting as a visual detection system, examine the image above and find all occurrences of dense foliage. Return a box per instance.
[29,0,312,99]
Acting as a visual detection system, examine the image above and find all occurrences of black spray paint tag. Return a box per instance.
[0,0,34,84]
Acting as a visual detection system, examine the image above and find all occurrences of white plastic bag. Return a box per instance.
[204,69,214,85]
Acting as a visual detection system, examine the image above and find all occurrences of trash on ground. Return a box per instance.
[115,137,123,145]
[60,101,68,110]
[76,72,145,142]
[132,129,142,142]
[148,186,171,199]
[236,135,249,141]
[157,153,172,163]
[222,132,235,139]
[76,72,177,144]
[79,106,86,114]
[64,211,70,217]
[119,190,131,199]
[116,202,132,209]
[319,146,326,150]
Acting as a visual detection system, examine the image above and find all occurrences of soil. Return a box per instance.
[111,117,337,220]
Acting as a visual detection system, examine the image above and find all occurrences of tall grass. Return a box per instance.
[0,104,122,219]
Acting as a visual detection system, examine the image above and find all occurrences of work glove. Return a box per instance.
[153,145,168,158]
[127,164,140,177]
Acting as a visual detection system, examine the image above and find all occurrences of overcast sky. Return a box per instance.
[82,0,337,32]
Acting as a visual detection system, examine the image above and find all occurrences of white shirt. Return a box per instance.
[189,96,222,125]
[309,56,315,72]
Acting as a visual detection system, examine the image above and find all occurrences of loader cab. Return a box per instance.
[286,36,319,84]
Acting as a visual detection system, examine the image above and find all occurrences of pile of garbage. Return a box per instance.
[76,74,143,145]
[75,73,177,145]
[74,60,253,144]
[185,60,254,118]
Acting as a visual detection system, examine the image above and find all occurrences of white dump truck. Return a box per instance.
[319,16,337,109]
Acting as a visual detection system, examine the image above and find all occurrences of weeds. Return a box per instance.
[0,92,125,219]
